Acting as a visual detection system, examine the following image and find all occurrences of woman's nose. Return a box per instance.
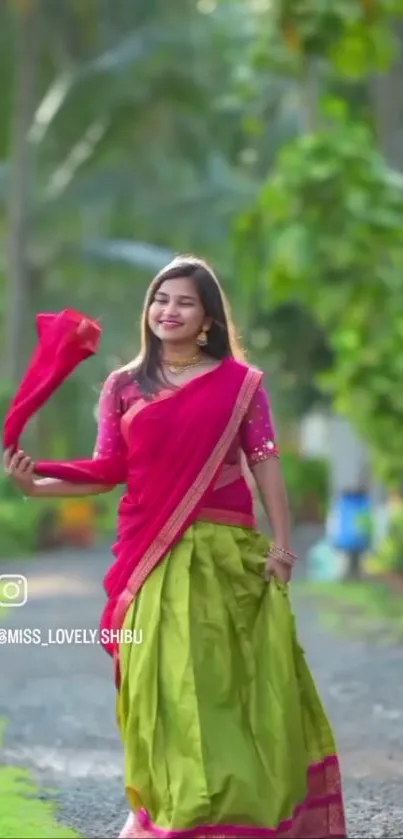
[163,301,179,316]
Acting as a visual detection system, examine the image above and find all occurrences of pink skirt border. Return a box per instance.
[134,754,347,839]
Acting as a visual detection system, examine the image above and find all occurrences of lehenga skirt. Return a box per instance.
[116,520,346,838]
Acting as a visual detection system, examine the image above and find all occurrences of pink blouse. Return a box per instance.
[93,369,279,467]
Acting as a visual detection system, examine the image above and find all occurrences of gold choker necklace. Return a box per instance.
[162,353,202,374]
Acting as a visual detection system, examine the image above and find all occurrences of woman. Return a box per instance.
[4,256,346,838]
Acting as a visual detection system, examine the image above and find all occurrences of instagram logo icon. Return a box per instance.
[0,575,28,607]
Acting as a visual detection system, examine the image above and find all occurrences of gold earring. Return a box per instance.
[196,329,208,347]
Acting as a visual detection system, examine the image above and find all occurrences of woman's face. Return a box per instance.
[148,277,209,344]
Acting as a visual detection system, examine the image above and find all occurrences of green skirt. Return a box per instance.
[116,521,345,838]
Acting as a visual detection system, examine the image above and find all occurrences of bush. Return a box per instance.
[0,499,41,556]
[374,500,403,575]
[281,451,329,523]
[0,472,61,558]
[94,487,121,540]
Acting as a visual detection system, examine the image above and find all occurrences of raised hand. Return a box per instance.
[3,448,36,496]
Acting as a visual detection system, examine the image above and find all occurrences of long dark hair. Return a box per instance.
[121,255,245,395]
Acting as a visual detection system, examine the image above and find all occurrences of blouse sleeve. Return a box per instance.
[240,383,280,466]
[93,372,126,459]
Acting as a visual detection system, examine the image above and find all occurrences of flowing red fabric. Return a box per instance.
[3,309,101,451]
[2,308,128,484]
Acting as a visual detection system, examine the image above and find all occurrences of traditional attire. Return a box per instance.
[3,310,346,839]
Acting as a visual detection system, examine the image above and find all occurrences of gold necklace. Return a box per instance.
[161,353,203,375]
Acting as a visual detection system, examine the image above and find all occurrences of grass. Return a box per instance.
[294,577,403,643]
[0,721,82,839]
[0,767,81,838]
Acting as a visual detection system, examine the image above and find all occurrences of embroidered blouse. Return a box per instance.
[93,369,279,467]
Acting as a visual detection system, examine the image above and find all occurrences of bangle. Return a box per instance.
[269,545,297,562]
[271,543,296,556]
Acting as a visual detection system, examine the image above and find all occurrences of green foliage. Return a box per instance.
[239,110,403,482]
[374,501,403,573]
[0,497,41,557]
[94,486,121,539]
[280,451,329,522]
[0,0,278,456]
[0,728,80,838]
[1,0,286,415]
[237,0,403,488]
[258,0,403,77]
[0,472,61,557]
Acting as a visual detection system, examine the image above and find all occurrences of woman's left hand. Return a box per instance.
[264,547,295,584]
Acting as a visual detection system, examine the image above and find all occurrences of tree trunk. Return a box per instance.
[4,0,40,382]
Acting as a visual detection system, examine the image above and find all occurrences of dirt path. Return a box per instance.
[1,543,403,838]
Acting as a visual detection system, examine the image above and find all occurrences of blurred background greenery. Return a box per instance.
[2,0,403,577]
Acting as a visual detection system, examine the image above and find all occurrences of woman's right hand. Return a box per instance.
[3,448,36,495]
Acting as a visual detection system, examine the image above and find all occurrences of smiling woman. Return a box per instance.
[3,255,346,839]
[120,254,243,396]
[150,281,208,336]
[148,276,219,375]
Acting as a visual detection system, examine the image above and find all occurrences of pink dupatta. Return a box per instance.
[100,359,261,671]
[3,309,102,454]
[2,309,261,676]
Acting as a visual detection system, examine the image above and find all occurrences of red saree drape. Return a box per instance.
[3,309,102,454]
[2,309,261,678]
[3,309,126,484]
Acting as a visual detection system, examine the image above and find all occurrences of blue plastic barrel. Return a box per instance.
[328,490,371,552]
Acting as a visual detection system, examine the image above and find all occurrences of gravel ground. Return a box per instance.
[1,535,403,838]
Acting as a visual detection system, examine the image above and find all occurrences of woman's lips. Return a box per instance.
[159,320,182,328]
